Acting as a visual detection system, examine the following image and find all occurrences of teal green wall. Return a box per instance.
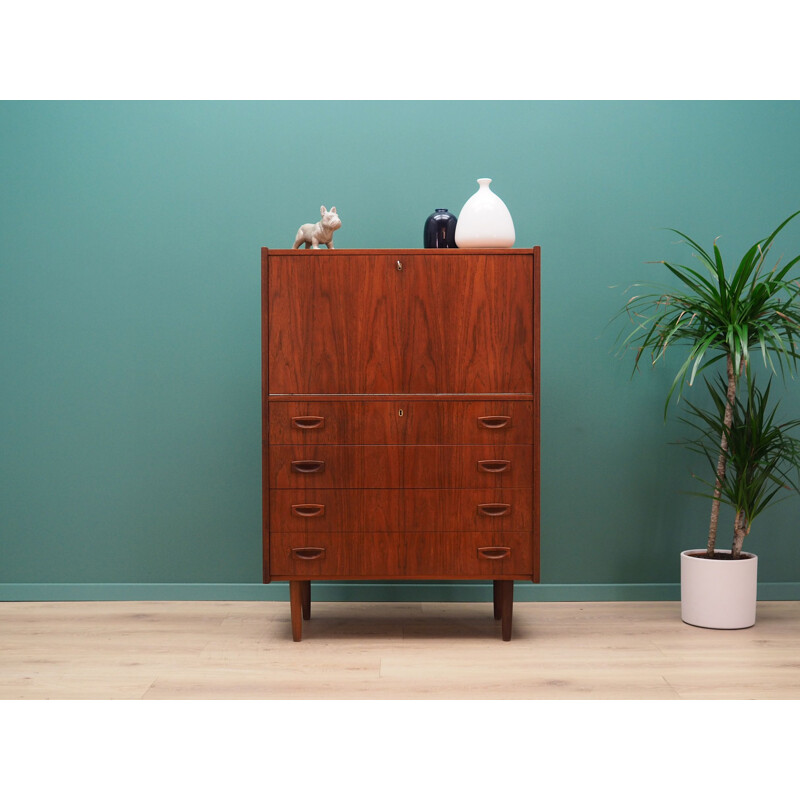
[2,101,800,600]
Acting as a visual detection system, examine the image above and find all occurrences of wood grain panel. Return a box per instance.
[271,533,406,578]
[268,400,534,445]
[532,245,541,584]
[403,532,532,578]
[265,248,535,256]
[402,489,532,532]
[268,401,405,444]
[401,252,534,393]
[403,400,535,445]
[270,445,404,489]
[268,254,402,394]
[270,489,403,533]
[402,445,532,487]
[261,248,271,582]
[267,250,534,395]
[270,531,532,579]
[270,489,532,532]
[270,444,532,489]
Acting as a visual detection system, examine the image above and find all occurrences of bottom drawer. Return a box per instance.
[270,532,533,579]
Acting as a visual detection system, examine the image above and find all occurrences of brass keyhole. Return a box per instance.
[398,408,403,417]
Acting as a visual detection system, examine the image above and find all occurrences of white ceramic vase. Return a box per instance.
[680,549,758,629]
[454,178,515,248]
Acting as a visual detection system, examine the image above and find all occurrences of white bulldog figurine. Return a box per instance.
[292,206,342,249]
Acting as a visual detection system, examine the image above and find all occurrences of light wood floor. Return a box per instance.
[2,599,800,699]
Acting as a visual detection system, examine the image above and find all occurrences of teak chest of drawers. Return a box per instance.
[261,248,541,640]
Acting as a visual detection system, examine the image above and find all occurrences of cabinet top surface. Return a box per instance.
[263,248,537,256]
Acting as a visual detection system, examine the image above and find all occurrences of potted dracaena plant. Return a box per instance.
[678,375,800,627]
[615,210,800,628]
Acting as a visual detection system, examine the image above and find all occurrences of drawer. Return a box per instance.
[270,531,533,579]
[269,489,532,532]
[268,400,534,445]
[402,445,533,489]
[270,445,404,489]
[270,489,403,532]
[270,445,532,489]
[403,489,532,532]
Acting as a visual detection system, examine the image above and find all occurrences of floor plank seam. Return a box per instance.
[660,675,681,698]
[140,678,158,700]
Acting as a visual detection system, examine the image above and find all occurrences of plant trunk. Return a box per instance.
[707,354,738,556]
[732,510,749,559]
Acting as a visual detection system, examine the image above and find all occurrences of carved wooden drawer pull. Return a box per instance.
[291,460,325,474]
[478,503,511,517]
[291,547,326,560]
[291,503,326,518]
[478,415,511,429]
[477,459,511,473]
[292,416,325,430]
[477,546,511,560]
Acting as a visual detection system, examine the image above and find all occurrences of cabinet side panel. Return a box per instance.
[533,246,541,582]
[261,249,271,582]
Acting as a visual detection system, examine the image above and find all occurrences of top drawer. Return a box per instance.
[268,400,534,445]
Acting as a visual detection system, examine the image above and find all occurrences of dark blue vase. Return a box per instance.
[423,208,458,248]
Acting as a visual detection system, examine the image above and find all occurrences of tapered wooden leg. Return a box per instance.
[301,580,311,620]
[493,580,502,620]
[289,581,303,642]
[500,580,514,641]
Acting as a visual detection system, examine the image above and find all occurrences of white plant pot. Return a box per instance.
[680,549,758,629]
[454,178,515,248]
